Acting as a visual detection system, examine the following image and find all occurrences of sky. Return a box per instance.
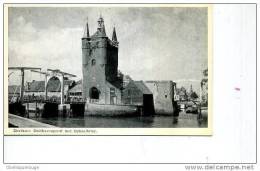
[8,7,208,92]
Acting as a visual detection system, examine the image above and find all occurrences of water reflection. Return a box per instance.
[34,113,207,128]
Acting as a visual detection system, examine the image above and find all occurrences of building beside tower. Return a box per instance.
[81,16,123,105]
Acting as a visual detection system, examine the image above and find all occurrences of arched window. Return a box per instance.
[91,59,96,66]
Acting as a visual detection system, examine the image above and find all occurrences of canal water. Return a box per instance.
[32,112,207,128]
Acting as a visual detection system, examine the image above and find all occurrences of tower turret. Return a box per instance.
[97,15,106,37]
[112,27,118,42]
[83,20,90,39]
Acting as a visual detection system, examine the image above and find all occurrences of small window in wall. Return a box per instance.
[91,59,96,66]
[165,95,167,98]
[110,88,116,105]
[110,88,115,96]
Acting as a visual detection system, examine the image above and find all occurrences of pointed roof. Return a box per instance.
[125,81,152,95]
[83,21,90,38]
[112,27,118,42]
[134,81,152,94]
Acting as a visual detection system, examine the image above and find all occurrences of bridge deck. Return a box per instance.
[20,99,86,104]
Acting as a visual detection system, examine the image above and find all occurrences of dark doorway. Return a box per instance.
[143,94,155,116]
[89,87,100,99]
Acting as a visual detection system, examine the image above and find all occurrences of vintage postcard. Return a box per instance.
[4,4,212,135]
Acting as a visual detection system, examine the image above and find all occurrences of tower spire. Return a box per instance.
[83,18,90,38]
[190,84,193,93]
[112,26,118,42]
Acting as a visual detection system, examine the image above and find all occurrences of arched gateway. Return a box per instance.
[89,87,100,100]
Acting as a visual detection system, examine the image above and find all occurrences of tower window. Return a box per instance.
[89,49,92,56]
[91,59,96,66]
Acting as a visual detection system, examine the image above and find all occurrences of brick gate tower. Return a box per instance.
[81,16,123,104]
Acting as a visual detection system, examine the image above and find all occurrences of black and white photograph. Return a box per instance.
[1,2,259,171]
[5,5,211,134]
[2,2,258,169]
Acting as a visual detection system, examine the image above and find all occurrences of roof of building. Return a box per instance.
[47,80,60,92]
[76,79,82,84]
[145,80,176,85]
[69,82,82,93]
[25,79,75,92]
[132,81,152,94]
[26,81,45,92]
[176,88,186,96]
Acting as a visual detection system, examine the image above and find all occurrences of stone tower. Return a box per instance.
[82,16,122,104]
